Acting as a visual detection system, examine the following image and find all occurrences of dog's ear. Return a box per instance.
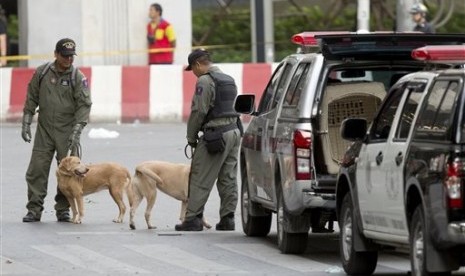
[58,157,73,174]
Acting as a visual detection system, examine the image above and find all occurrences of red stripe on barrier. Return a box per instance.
[182,70,197,122]
[8,68,35,122]
[121,66,150,123]
[242,63,271,101]
[241,63,272,122]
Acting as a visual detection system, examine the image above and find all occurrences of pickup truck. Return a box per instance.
[337,45,465,275]
[234,33,465,254]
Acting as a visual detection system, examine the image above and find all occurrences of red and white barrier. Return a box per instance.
[0,63,275,123]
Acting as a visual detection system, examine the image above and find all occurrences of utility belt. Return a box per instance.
[202,122,238,154]
[203,122,238,133]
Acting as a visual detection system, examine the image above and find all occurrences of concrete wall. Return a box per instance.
[18,0,191,67]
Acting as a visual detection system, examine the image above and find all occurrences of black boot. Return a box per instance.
[22,211,40,222]
[56,210,71,222]
[175,216,203,231]
[216,213,235,231]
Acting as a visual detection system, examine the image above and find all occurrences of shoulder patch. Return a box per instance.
[82,78,89,88]
[195,86,203,95]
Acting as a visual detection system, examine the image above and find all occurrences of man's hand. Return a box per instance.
[147,35,155,44]
[21,113,32,143]
[68,123,84,151]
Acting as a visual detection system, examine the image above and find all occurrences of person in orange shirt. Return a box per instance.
[147,3,176,64]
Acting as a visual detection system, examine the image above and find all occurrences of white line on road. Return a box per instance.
[56,231,134,235]
[216,243,331,272]
[32,244,150,274]
[125,244,245,274]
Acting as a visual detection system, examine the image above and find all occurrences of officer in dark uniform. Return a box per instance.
[175,49,241,231]
[21,38,92,222]
[410,3,435,33]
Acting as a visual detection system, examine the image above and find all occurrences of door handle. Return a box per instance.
[395,152,403,166]
[376,152,383,165]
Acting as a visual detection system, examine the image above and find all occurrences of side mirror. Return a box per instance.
[234,94,255,114]
[340,118,367,141]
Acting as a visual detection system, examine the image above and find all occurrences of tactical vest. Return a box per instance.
[205,71,239,122]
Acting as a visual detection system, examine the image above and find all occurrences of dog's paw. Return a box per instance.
[204,223,212,229]
[148,225,157,230]
[129,224,136,230]
[113,219,123,223]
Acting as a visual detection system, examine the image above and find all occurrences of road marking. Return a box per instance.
[32,244,150,274]
[56,231,134,235]
[125,244,245,274]
[1,255,44,275]
[216,243,331,272]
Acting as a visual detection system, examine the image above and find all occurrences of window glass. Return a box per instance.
[394,88,423,140]
[370,86,404,141]
[257,64,284,113]
[283,64,309,106]
[415,80,459,141]
[269,64,293,110]
[290,64,311,106]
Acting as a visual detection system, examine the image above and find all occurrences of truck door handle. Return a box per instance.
[395,152,403,166]
[376,152,383,165]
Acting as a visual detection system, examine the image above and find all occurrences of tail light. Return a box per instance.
[294,129,312,180]
[445,158,463,209]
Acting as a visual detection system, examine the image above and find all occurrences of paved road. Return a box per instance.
[0,122,455,275]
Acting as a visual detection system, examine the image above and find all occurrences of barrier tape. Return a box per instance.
[0,43,252,62]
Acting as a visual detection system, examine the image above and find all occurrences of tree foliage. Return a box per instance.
[192,1,464,63]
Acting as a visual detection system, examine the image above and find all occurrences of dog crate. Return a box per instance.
[320,82,386,174]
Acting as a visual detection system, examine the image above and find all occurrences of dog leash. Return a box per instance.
[67,143,82,158]
[184,144,194,160]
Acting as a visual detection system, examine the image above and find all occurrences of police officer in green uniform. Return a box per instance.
[21,38,92,222]
[175,49,241,231]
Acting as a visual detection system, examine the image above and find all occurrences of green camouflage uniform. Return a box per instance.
[186,66,240,219]
[23,62,92,219]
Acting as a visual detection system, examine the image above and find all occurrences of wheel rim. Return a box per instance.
[241,184,250,224]
[241,169,249,225]
[277,195,283,244]
[413,224,424,276]
[342,208,353,261]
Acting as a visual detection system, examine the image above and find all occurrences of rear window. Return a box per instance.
[320,34,465,61]
[414,80,460,141]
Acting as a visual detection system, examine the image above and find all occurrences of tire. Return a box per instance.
[276,188,308,254]
[241,163,272,237]
[409,205,451,276]
[339,193,378,275]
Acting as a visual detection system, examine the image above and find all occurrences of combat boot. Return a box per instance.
[56,210,72,222]
[216,213,235,231]
[22,211,41,222]
[175,216,203,231]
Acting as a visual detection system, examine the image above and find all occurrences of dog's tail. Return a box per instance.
[124,170,135,208]
[135,165,164,187]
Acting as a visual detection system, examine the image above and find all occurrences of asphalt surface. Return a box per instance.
[2,122,463,276]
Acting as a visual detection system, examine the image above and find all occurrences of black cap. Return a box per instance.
[55,38,77,56]
[185,49,209,71]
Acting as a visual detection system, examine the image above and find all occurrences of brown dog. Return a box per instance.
[56,156,133,224]
[129,161,211,230]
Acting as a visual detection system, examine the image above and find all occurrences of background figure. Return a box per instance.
[175,49,242,231]
[147,3,176,64]
[21,38,92,223]
[410,3,435,33]
[0,5,7,67]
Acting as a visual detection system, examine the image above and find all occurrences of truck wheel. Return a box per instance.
[339,193,377,275]
[277,188,308,254]
[410,205,451,276]
[241,164,271,237]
